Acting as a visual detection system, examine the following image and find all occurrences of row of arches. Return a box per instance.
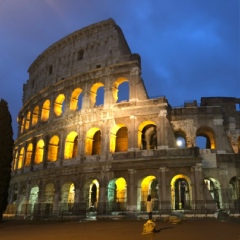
[20,79,129,134]
[13,122,219,171]
[13,175,240,215]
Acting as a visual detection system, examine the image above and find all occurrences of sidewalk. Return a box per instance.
[0,218,239,240]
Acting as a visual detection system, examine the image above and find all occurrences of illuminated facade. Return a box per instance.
[7,19,240,219]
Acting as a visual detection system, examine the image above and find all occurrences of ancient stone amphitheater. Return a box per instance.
[6,18,240,219]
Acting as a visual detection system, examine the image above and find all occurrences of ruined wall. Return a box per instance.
[7,19,240,218]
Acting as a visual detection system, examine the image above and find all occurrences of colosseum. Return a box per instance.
[6,18,240,219]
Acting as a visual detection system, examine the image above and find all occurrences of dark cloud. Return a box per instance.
[0,0,239,139]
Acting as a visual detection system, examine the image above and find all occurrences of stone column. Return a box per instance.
[157,110,167,148]
[58,132,65,165]
[158,167,169,211]
[192,163,204,210]
[53,180,60,215]
[43,135,50,169]
[128,115,138,150]
[97,169,109,215]
[127,169,137,211]
[30,137,37,171]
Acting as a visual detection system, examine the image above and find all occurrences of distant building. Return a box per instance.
[6,19,240,219]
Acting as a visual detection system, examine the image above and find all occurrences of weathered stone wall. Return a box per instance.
[7,19,240,219]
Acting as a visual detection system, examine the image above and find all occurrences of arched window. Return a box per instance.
[41,100,50,121]
[70,88,82,111]
[48,135,59,161]
[196,126,216,149]
[25,111,31,130]
[64,132,78,159]
[112,77,129,103]
[18,147,24,169]
[34,139,45,164]
[25,143,33,166]
[54,94,65,116]
[115,127,128,152]
[85,128,101,155]
[90,82,104,107]
[32,106,39,126]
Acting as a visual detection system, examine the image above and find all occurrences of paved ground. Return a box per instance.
[0,218,239,240]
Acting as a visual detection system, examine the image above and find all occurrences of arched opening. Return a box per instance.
[41,100,50,122]
[20,117,25,133]
[25,143,33,167]
[48,135,59,161]
[13,151,18,170]
[171,174,192,210]
[32,106,39,126]
[17,186,27,214]
[196,127,216,149]
[107,178,127,211]
[229,177,240,209]
[204,178,223,209]
[112,78,129,103]
[60,182,75,212]
[34,139,44,164]
[18,147,24,169]
[115,126,128,152]
[175,130,187,148]
[54,94,65,116]
[85,128,101,155]
[42,183,55,217]
[70,88,82,111]
[64,132,78,159]
[138,121,157,150]
[138,176,158,211]
[141,124,157,150]
[89,179,99,209]
[90,82,104,107]
[29,185,39,214]
[25,111,31,130]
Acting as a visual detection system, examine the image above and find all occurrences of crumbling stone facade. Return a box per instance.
[6,19,240,219]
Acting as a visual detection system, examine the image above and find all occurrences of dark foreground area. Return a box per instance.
[0,218,239,240]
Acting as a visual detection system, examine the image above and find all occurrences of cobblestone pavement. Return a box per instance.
[0,218,239,240]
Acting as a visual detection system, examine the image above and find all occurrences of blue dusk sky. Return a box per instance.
[0,0,239,139]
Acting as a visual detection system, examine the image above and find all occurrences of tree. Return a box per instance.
[0,99,14,221]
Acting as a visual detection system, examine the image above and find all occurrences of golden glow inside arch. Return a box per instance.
[115,177,127,202]
[138,120,156,149]
[18,147,24,169]
[13,151,18,170]
[170,174,192,210]
[64,131,78,159]
[112,77,128,102]
[141,175,156,201]
[69,183,75,203]
[25,143,33,166]
[70,88,82,110]
[90,82,104,106]
[25,111,31,130]
[61,182,75,203]
[20,117,25,133]
[48,135,59,161]
[32,106,39,126]
[54,94,65,116]
[85,127,101,155]
[109,124,126,153]
[41,100,50,121]
[34,139,44,164]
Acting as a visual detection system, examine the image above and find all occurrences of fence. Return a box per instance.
[3,200,240,221]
